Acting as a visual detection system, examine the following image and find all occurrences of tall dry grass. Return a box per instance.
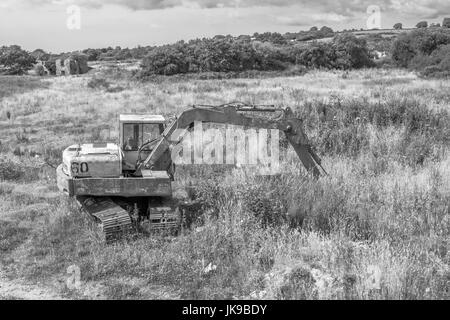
[0,68,448,299]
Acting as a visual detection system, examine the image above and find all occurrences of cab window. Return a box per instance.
[123,123,164,151]
[143,123,163,144]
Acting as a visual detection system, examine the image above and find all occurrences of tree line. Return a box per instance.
[1,20,450,77]
[391,28,450,77]
[138,33,374,77]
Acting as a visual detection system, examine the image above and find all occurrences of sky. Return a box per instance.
[0,0,449,52]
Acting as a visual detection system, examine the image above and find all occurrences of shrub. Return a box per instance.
[139,33,374,77]
[253,32,287,45]
[295,34,374,70]
[390,29,450,70]
[69,53,89,74]
[419,44,450,77]
[141,43,190,75]
[140,38,288,76]
[442,18,450,28]
[399,132,435,167]
[319,26,334,36]
[297,43,336,69]
[332,33,375,69]
[82,48,102,61]
[30,49,50,61]
[0,157,25,180]
[414,29,450,55]
[416,21,428,29]
[0,45,36,75]
[404,44,450,77]
[241,180,288,228]
[391,34,416,68]
[87,77,111,90]
[87,77,125,92]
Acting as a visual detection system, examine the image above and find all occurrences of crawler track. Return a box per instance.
[76,196,133,241]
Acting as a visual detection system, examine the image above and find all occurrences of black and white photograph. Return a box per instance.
[0,0,449,304]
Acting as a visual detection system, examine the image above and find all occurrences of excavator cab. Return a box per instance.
[119,114,166,170]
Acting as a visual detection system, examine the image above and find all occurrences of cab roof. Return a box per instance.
[119,114,165,123]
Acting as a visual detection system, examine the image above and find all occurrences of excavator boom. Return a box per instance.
[135,103,324,178]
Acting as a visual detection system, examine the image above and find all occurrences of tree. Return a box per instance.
[82,48,102,61]
[0,45,36,75]
[69,53,90,74]
[415,44,450,77]
[413,28,450,55]
[141,43,189,75]
[391,34,416,67]
[30,49,50,61]
[443,18,450,28]
[114,48,132,60]
[298,43,335,69]
[252,32,286,45]
[332,33,374,69]
[393,23,403,30]
[320,26,334,34]
[310,26,318,32]
[416,21,428,28]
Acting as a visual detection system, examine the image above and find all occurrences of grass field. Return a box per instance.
[0,67,448,299]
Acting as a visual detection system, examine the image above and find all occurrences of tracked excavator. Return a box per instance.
[57,102,326,240]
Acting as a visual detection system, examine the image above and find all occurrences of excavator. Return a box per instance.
[56,102,326,240]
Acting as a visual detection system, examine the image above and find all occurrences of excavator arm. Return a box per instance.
[134,103,325,178]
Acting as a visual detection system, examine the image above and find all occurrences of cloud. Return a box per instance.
[276,12,348,27]
[391,0,450,19]
[275,16,310,27]
[6,0,450,20]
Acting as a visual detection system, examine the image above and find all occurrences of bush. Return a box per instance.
[241,180,288,228]
[69,53,89,74]
[294,34,374,70]
[443,18,450,28]
[0,45,36,75]
[189,174,290,229]
[297,43,336,69]
[332,33,375,69]
[416,21,428,28]
[141,43,191,75]
[141,38,288,76]
[30,49,50,61]
[407,44,450,78]
[0,157,25,180]
[87,77,111,90]
[419,44,450,77]
[391,28,450,73]
[391,34,417,68]
[139,33,374,77]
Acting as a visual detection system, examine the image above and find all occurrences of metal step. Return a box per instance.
[147,205,180,231]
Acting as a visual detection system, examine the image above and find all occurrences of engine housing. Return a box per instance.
[62,143,122,178]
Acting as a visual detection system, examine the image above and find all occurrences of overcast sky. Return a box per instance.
[0,0,449,52]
